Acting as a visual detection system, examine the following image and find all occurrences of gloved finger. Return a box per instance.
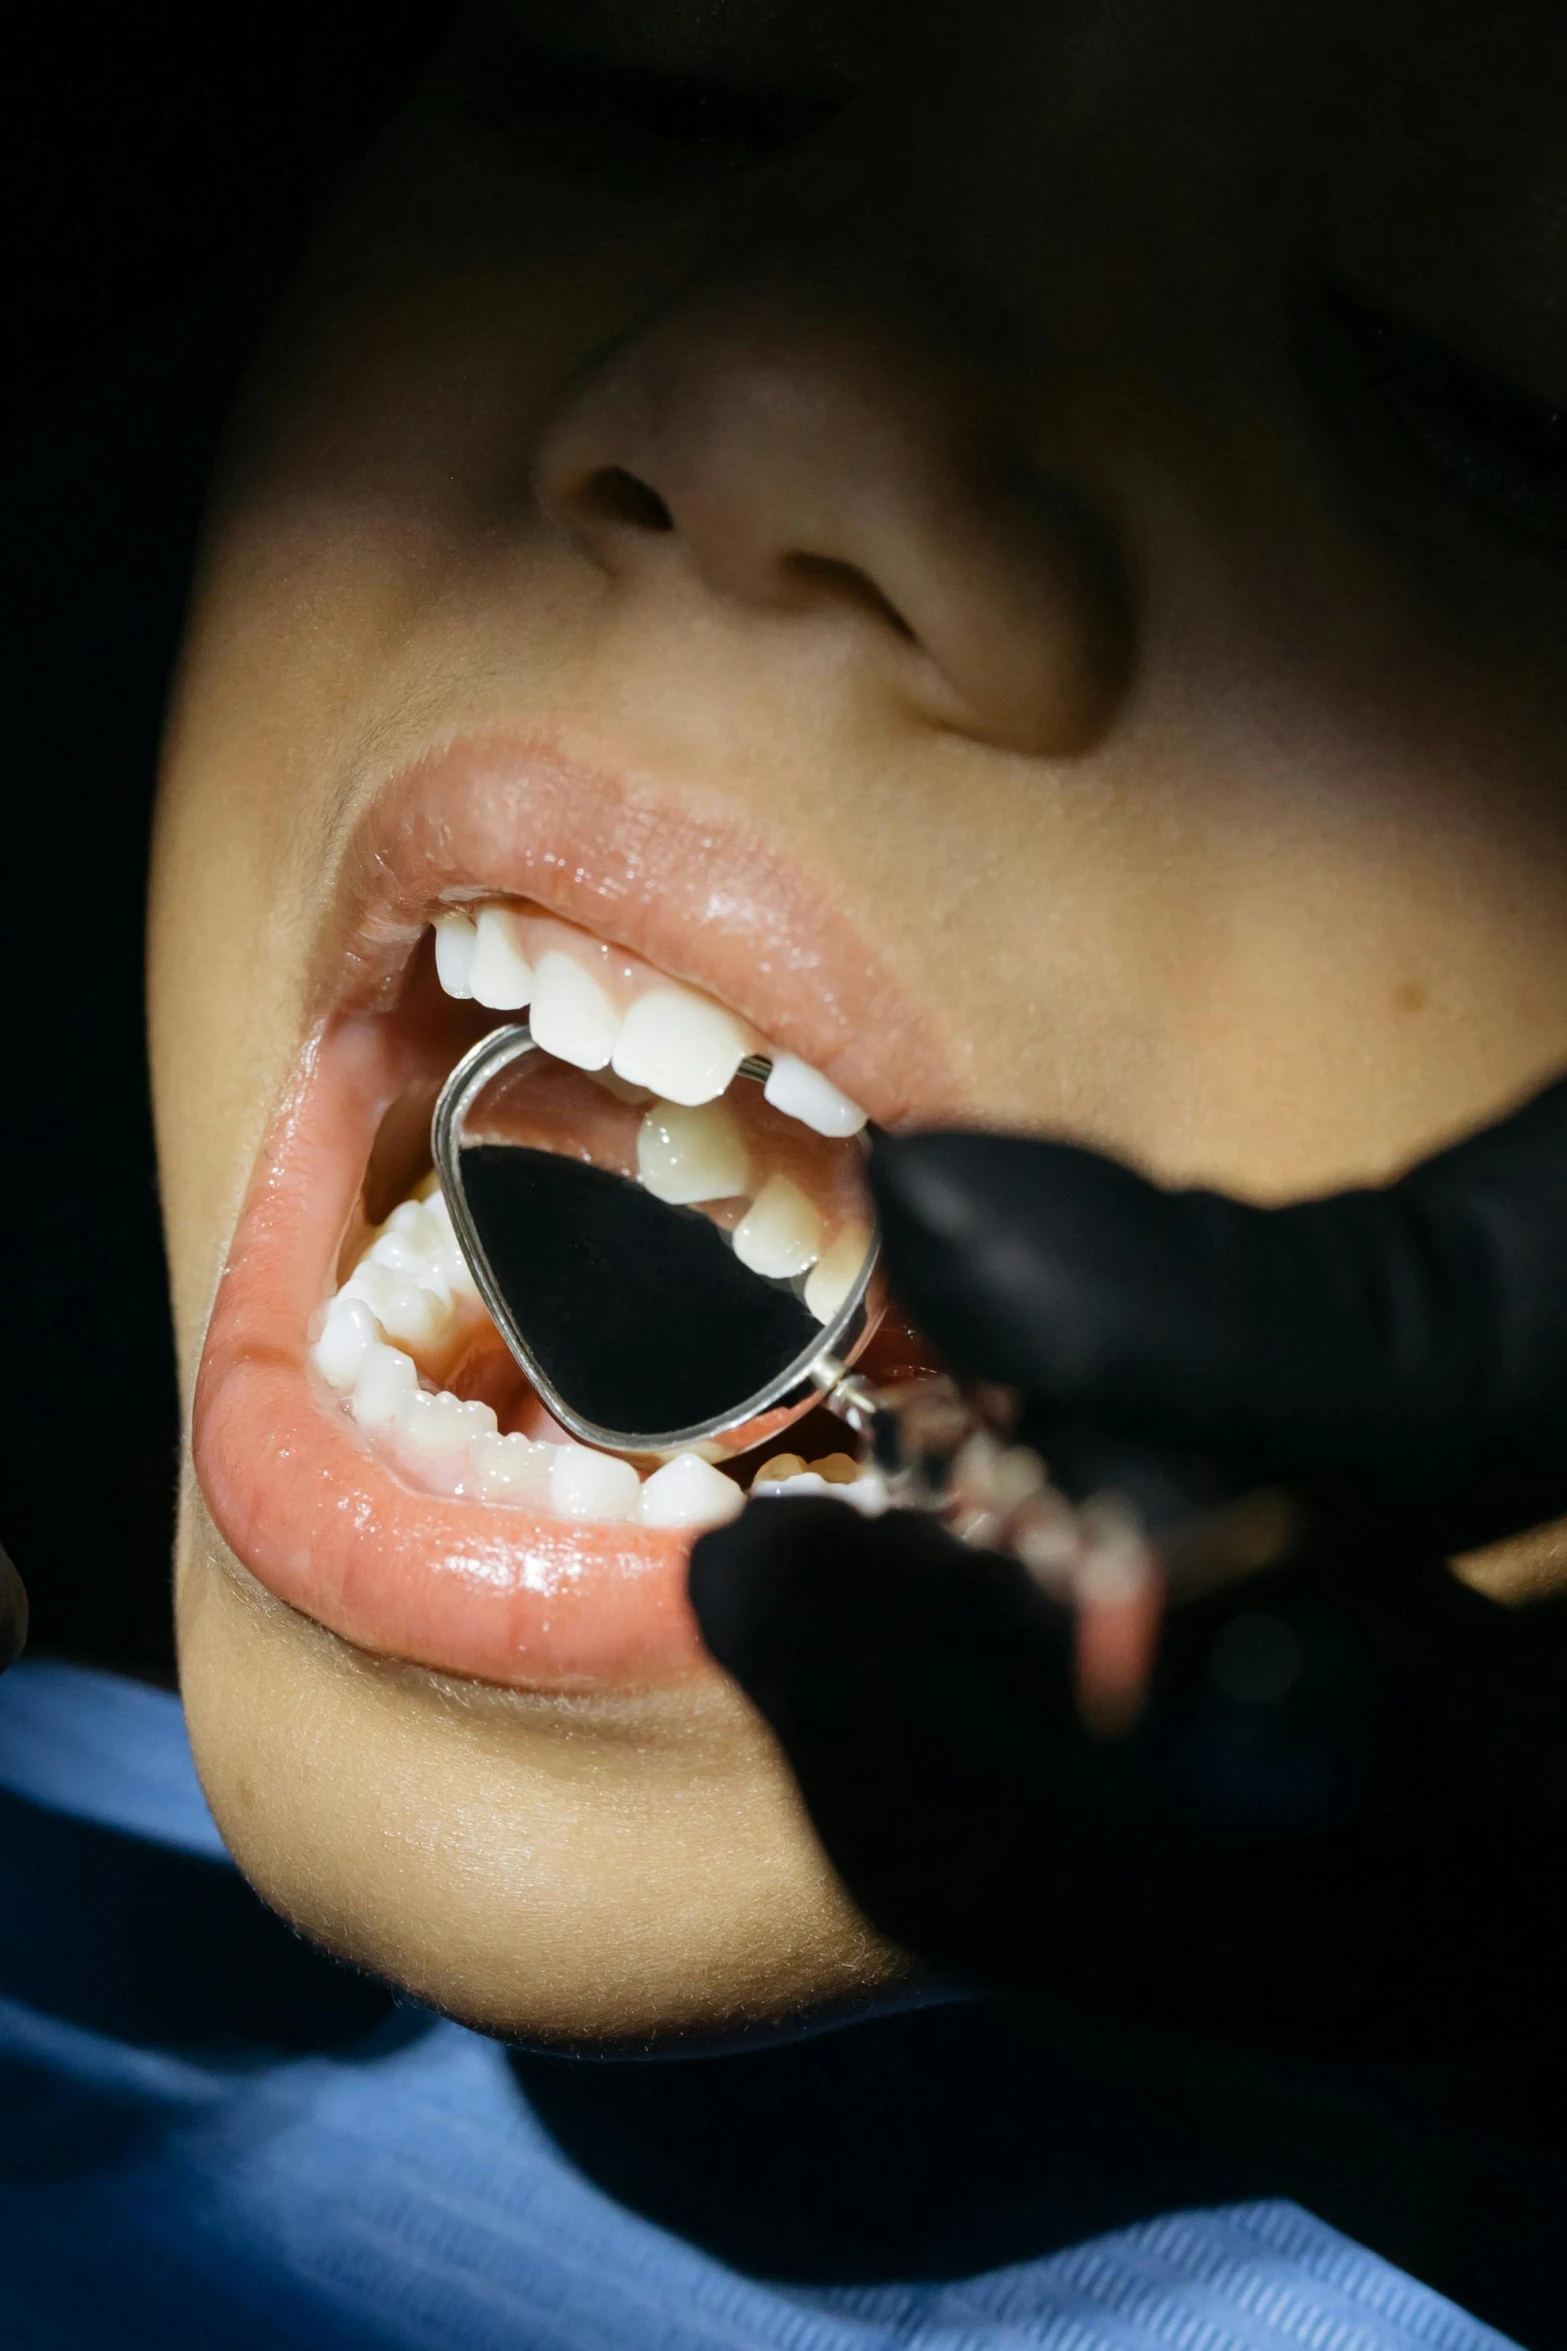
[691,1495,1377,2041]
[690,1494,1567,2052]
[869,1085,1567,1529]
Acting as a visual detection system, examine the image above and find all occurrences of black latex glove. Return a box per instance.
[691,1078,1567,2057]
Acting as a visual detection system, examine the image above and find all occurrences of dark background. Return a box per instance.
[8,23,1567,2340]
[5,0,444,1672]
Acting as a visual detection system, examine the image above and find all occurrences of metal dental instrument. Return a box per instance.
[431,1022,887,1465]
[429,1023,1187,1592]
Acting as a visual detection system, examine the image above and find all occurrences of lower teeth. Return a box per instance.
[309,1178,882,1529]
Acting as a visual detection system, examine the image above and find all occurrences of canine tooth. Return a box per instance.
[548,1443,642,1523]
[636,1100,750,1205]
[393,1389,498,1456]
[469,905,535,1010]
[351,1342,419,1428]
[762,1054,867,1138]
[639,1453,744,1530]
[611,986,751,1105]
[433,911,478,998]
[471,1430,553,1505]
[529,952,619,1069]
[732,1175,823,1278]
[312,1295,377,1392]
[803,1222,872,1325]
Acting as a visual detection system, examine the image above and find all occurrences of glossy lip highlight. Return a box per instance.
[192,732,955,1690]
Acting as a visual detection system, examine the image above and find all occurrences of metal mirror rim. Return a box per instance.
[430,1022,883,1459]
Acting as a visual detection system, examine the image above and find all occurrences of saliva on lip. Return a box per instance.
[307,905,881,1529]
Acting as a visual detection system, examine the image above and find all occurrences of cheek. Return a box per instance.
[855,635,1567,1196]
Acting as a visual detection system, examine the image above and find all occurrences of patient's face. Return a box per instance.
[150,0,1567,2039]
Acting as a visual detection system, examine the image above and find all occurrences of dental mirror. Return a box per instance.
[431,1025,883,1462]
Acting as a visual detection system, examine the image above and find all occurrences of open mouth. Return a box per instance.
[315,899,885,1520]
[191,734,948,1690]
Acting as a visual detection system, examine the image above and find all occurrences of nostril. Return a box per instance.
[780,553,917,641]
[578,466,677,535]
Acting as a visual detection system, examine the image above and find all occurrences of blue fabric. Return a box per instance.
[0,1660,1520,2351]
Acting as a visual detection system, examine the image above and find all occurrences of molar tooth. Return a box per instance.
[415,1191,479,1296]
[468,905,535,1010]
[393,1389,498,1456]
[433,911,477,999]
[639,1453,744,1530]
[803,1221,873,1325]
[342,1259,453,1349]
[548,1443,643,1523]
[312,1295,377,1392]
[350,1342,419,1428]
[367,1229,450,1296]
[752,1468,835,1499]
[808,1452,861,1485]
[529,952,619,1069]
[636,1099,750,1205]
[762,1054,867,1138]
[471,1429,553,1506]
[752,1453,808,1486]
[611,985,751,1106]
[731,1174,823,1278]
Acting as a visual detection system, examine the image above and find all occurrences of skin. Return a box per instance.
[151,0,1567,2040]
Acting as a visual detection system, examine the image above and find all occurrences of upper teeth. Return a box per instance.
[732,1174,823,1278]
[432,904,866,1138]
[636,1099,751,1205]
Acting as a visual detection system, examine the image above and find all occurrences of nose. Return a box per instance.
[531,260,1130,758]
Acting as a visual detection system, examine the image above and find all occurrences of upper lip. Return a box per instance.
[315,726,956,1129]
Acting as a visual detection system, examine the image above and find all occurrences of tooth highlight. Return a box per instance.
[351,1343,420,1428]
[433,912,477,999]
[471,1430,553,1506]
[528,952,620,1070]
[762,1054,867,1138]
[732,1175,823,1278]
[340,1258,454,1350]
[639,1453,744,1530]
[637,1100,750,1206]
[549,1444,642,1523]
[468,905,535,1011]
[312,1295,378,1392]
[803,1222,872,1325]
[611,985,753,1106]
[393,1389,498,1457]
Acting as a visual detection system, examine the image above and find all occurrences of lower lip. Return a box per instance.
[193,1014,707,1689]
